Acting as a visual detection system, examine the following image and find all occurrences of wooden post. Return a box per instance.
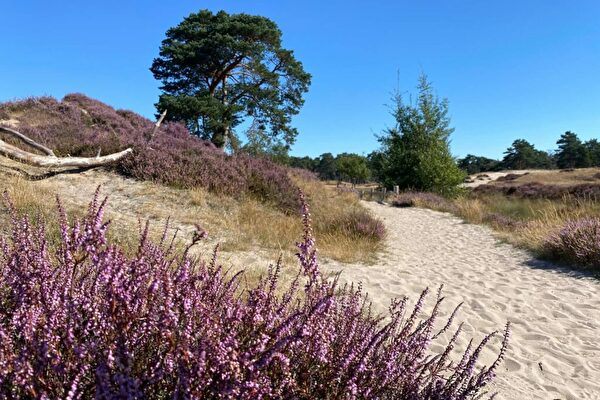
[393,185,399,195]
[381,188,387,202]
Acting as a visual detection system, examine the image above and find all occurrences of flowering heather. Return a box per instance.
[0,94,298,210]
[545,217,600,269]
[0,190,509,399]
[325,209,386,241]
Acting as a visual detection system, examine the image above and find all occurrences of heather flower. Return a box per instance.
[0,190,509,398]
[544,217,600,269]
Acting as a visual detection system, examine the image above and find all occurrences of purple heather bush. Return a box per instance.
[0,190,509,399]
[328,210,386,241]
[545,217,600,269]
[0,94,298,211]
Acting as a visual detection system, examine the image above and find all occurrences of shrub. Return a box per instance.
[392,191,457,213]
[496,173,527,182]
[482,213,523,230]
[375,75,466,196]
[0,94,298,211]
[325,209,386,241]
[544,217,600,269]
[0,191,509,398]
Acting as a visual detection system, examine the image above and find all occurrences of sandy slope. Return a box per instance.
[462,170,545,187]
[322,202,600,400]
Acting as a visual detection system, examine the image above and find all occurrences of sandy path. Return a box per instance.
[322,202,600,400]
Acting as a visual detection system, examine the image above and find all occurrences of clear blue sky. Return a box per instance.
[2,1,599,159]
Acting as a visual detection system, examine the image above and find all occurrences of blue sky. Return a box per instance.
[1,1,599,159]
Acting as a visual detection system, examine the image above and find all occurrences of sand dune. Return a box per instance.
[322,202,600,400]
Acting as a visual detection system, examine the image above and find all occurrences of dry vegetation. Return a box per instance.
[0,93,385,281]
[391,168,600,271]
[0,157,384,268]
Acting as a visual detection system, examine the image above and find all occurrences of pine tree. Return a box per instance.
[375,74,465,195]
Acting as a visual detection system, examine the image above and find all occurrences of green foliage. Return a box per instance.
[151,9,311,148]
[288,156,318,171]
[501,139,555,170]
[585,139,600,167]
[457,154,501,174]
[314,153,338,180]
[240,122,291,164]
[555,131,590,169]
[335,153,370,184]
[374,74,465,195]
[366,151,386,182]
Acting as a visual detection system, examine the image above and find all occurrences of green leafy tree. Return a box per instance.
[288,156,318,171]
[315,153,338,180]
[556,131,590,169]
[240,121,290,163]
[151,10,311,148]
[336,153,370,185]
[375,74,465,195]
[585,139,600,167]
[367,150,386,182]
[501,139,555,169]
[457,154,501,174]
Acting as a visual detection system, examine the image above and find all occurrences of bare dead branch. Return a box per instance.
[0,138,132,168]
[0,125,55,156]
[146,109,167,144]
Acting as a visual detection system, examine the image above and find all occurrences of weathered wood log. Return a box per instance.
[146,109,167,144]
[0,125,132,168]
[0,125,55,156]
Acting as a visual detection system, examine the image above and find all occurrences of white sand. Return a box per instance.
[462,170,548,187]
[322,202,600,400]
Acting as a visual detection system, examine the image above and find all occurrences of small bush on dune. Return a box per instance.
[0,191,509,399]
[326,209,386,241]
[544,218,600,269]
[0,94,298,211]
[495,173,528,182]
[392,192,457,213]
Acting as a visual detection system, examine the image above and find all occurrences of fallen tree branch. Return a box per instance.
[0,125,132,168]
[146,109,167,144]
[0,125,55,156]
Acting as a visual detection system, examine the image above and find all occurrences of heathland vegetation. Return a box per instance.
[392,168,600,273]
[0,9,510,398]
[8,5,600,398]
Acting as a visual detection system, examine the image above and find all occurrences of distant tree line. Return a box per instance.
[458,131,600,174]
[276,152,372,185]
